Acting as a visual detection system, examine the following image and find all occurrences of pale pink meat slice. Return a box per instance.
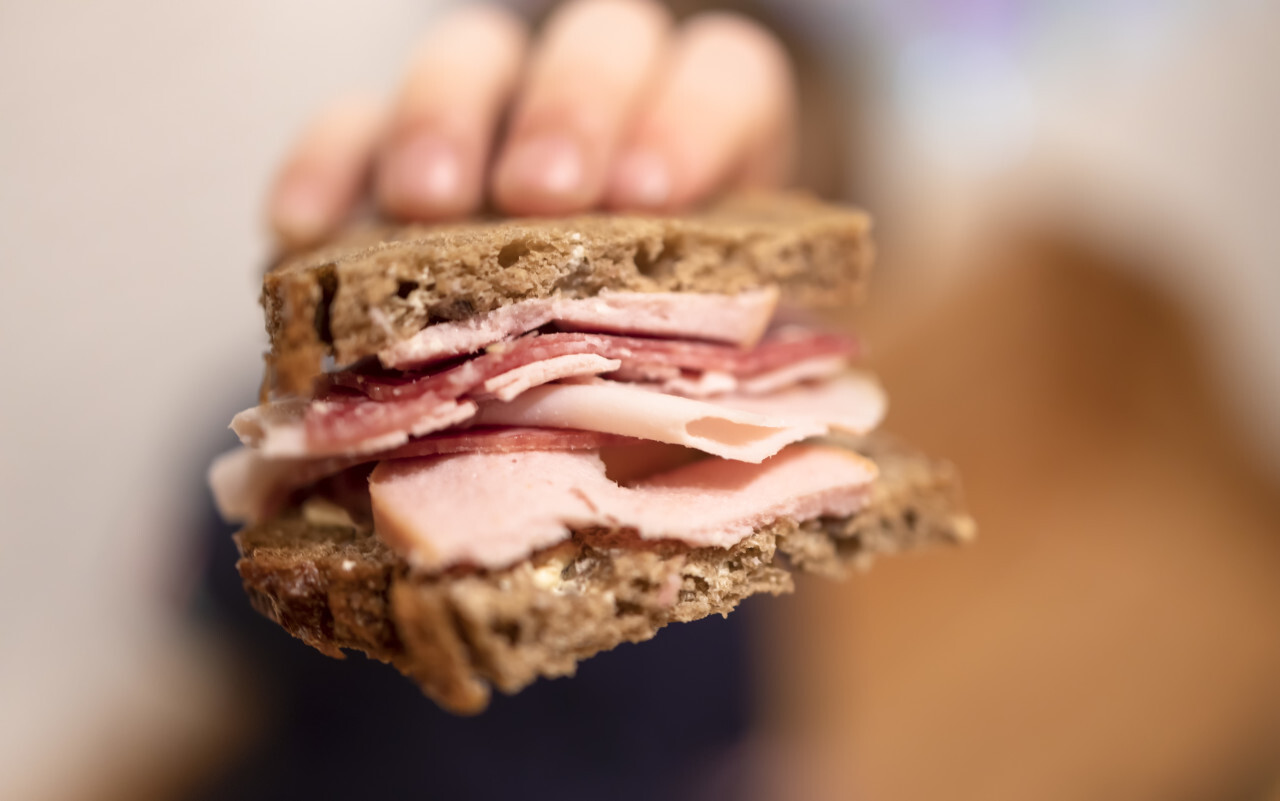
[481,353,621,401]
[248,326,854,456]
[712,372,887,434]
[369,444,877,571]
[344,328,856,402]
[615,354,848,398]
[735,355,849,395]
[473,374,886,462]
[234,370,882,462]
[209,427,635,524]
[232,397,477,458]
[472,383,826,463]
[377,288,780,369]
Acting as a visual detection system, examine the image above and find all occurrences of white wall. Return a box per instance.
[0,2,444,797]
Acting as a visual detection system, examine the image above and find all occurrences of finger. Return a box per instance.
[269,96,384,248]
[492,0,672,215]
[377,5,528,220]
[606,12,796,211]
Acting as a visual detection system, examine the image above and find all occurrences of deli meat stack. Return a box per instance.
[212,194,974,713]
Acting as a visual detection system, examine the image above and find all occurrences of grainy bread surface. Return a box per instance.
[234,434,971,714]
[263,193,873,394]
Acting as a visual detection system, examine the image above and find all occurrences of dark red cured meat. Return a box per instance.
[330,329,857,402]
[305,390,462,452]
[307,327,855,450]
[378,427,634,459]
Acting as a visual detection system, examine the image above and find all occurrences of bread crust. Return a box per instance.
[262,193,873,395]
[234,434,971,714]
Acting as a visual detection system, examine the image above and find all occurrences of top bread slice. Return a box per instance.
[262,193,873,395]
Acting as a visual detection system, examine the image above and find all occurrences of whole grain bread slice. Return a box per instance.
[263,193,873,395]
[234,434,972,714]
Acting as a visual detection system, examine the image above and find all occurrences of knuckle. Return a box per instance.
[408,3,528,75]
[682,11,791,71]
[440,2,528,38]
[514,99,615,140]
[556,0,670,23]
[312,95,385,141]
[600,0,673,26]
[385,110,464,143]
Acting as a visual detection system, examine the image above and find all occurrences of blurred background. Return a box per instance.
[1,1,1277,799]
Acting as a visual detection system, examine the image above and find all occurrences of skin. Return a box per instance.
[268,0,797,248]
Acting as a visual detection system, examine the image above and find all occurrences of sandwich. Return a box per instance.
[210,192,974,714]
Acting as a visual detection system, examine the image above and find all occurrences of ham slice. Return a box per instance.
[712,373,887,434]
[736,355,849,395]
[615,354,848,398]
[210,427,635,524]
[337,329,855,402]
[473,374,886,462]
[377,288,780,369]
[209,446,303,526]
[235,371,885,462]
[644,369,739,398]
[241,329,861,457]
[474,382,826,462]
[233,397,477,457]
[482,353,621,401]
[370,444,877,571]
[306,337,639,452]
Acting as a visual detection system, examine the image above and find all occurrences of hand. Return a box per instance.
[268,0,797,247]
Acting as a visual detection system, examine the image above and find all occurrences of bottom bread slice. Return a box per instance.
[234,433,974,713]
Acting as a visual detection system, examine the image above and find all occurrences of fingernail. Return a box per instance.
[274,176,333,245]
[382,133,463,214]
[501,134,586,200]
[611,149,671,209]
